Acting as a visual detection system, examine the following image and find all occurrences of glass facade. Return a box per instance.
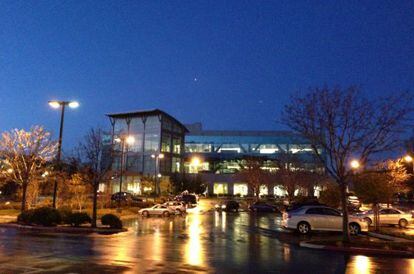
[107,109,187,193]
[184,130,322,174]
[184,124,325,197]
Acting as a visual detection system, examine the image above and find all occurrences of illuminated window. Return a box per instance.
[233,183,248,196]
[213,183,228,195]
[274,185,287,197]
[259,185,268,196]
[258,144,279,154]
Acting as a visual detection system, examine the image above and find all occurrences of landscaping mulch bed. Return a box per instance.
[0,223,127,234]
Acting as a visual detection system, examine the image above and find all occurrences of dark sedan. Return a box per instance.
[249,201,279,213]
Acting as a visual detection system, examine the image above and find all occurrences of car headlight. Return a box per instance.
[215,204,220,208]
[221,205,226,209]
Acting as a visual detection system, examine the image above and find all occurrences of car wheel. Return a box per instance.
[297,222,311,235]
[142,211,149,217]
[163,211,170,217]
[399,219,408,228]
[349,223,361,235]
[364,217,372,226]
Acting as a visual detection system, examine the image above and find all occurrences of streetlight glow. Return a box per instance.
[350,159,360,169]
[404,155,413,163]
[159,153,164,159]
[191,157,201,166]
[126,135,135,145]
[48,101,61,109]
[68,101,79,108]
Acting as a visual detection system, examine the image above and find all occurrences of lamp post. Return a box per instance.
[48,100,79,208]
[114,135,135,207]
[151,153,164,196]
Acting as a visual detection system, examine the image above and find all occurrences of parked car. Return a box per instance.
[163,201,187,214]
[354,207,413,228]
[138,204,176,217]
[282,205,368,235]
[347,195,361,211]
[111,192,142,203]
[175,194,197,208]
[249,201,279,213]
[215,200,240,212]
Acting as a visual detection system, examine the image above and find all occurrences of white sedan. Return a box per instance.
[163,201,187,214]
[282,206,368,235]
[354,208,413,228]
[138,204,176,217]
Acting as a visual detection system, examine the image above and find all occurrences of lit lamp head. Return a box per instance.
[126,135,135,145]
[157,173,162,178]
[350,159,360,169]
[158,153,164,159]
[191,157,201,166]
[48,101,61,109]
[68,101,79,108]
[404,155,413,163]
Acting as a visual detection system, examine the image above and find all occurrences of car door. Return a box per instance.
[322,208,342,231]
[305,208,326,230]
[382,208,401,225]
[379,209,393,224]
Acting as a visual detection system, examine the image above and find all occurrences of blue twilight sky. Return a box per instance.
[0,1,413,150]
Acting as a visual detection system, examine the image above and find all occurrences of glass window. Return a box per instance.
[172,136,181,154]
[259,185,268,196]
[172,157,181,172]
[258,144,279,154]
[306,208,324,215]
[161,133,171,153]
[322,208,341,216]
[218,144,241,153]
[213,183,228,195]
[144,116,161,152]
[126,154,143,172]
[274,185,287,197]
[185,143,212,153]
[233,183,248,196]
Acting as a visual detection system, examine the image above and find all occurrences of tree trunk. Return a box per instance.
[373,203,380,232]
[21,183,28,212]
[91,182,98,228]
[339,180,350,242]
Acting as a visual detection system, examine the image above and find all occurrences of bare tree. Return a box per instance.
[78,128,113,227]
[283,86,413,241]
[0,126,57,211]
[354,159,410,231]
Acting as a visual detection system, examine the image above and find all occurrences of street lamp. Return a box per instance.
[151,153,164,196]
[114,135,135,199]
[350,159,360,170]
[190,157,201,173]
[48,100,79,208]
[403,154,413,173]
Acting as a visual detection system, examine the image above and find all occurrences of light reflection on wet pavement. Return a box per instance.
[0,211,413,273]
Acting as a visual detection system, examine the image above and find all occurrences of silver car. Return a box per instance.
[163,201,187,214]
[354,208,413,228]
[282,206,368,235]
[138,204,176,217]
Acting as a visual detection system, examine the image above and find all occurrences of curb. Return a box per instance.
[367,232,413,243]
[299,241,413,257]
[0,223,127,234]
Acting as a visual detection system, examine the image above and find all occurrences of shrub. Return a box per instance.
[66,212,91,227]
[17,210,34,224]
[101,214,123,229]
[17,207,61,226]
[58,206,73,224]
